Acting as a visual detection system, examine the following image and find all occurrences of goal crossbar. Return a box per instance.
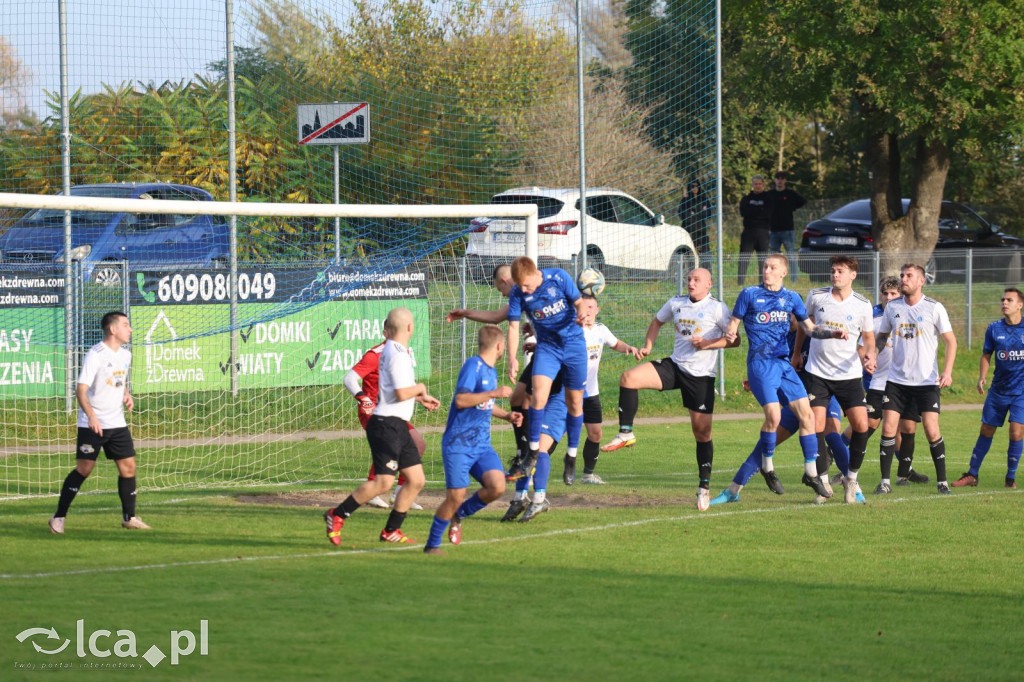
[0,193,540,262]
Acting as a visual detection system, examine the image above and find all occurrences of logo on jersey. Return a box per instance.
[533,298,568,320]
[755,310,790,324]
[997,350,1024,362]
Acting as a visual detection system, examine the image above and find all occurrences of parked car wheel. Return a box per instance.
[91,264,122,287]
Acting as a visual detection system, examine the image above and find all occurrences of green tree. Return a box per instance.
[733,0,1024,270]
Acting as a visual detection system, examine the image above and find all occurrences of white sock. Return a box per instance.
[529,441,540,451]
[847,471,858,483]
[761,457,774,473]
[804,461,818,477]
[515,491,529,500]
[532,491,546,504]
[567,448,577,458]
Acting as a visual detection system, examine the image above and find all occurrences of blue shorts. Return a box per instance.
[981,389,1024,428]
[748,357,807,406]
[540,392,569,444]
[532,335,587,392]
[442,446,503,490]
[778,397,842,435]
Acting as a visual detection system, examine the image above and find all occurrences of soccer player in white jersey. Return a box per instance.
[874,263,958,494]
[953,287,1024,489]
[602,268,739,510]
[49,312,150,534]
[791,255,875,504]
[564,295,641,485]
[324,307,441,546]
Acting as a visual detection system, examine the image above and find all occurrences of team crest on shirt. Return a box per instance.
[548,286,557,297]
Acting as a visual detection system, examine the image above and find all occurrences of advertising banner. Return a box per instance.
[0,269,66,398]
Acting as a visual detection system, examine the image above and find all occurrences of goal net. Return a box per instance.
[0,194,536,498]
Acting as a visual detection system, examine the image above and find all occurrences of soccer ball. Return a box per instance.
[577,267,606,296]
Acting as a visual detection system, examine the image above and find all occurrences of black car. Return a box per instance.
[798,199,1024,283]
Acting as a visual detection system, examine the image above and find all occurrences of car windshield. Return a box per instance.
[490,195,563,220]
[825,201,872,222]
[17,186,138,225]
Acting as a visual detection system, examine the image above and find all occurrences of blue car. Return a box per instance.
[0,183,229,285]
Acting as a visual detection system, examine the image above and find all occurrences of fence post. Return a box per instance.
[873,251,881,305]
[966,249,973,350]
[459,256,467,366]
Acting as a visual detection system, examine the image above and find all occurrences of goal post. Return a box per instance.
[0,193,538,499]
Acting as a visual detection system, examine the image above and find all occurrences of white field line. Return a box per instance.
[2,488,1016,581]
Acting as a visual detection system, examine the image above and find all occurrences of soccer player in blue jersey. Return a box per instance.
[716,253,844,502]
[952,287,1024,489]
[505,256,588,480]
[425,325,522,555]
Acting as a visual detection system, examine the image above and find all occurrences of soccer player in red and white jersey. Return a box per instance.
[343,330,426,510]
[875,263,958,494]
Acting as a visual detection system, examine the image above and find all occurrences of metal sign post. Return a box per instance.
[297,102,371,263]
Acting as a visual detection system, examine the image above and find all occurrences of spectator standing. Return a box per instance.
[737,175,774,286]
[766,171,806,283]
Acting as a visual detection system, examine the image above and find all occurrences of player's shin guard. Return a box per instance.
[968,435,993,476]
[618,386,639,431]
[582,439,600,474]
[896,432,916,478]
[384,510,407,534]
[512,407,529,456]
[847,430,868,474]
[735,445,761,486]
[566,412,584,451]
[533,451,552,491]
[696,440,713,490]
[117,476,137,522]
[816,433,831,476]
[1008,439,1022,479]
[929,437,948,482]
[759,431,777,470]
[55,469,87,518]
[879,436,897,479]
[456,491,487,519]
[798,433,818,477]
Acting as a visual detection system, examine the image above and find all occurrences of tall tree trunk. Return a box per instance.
[867,127,905,276]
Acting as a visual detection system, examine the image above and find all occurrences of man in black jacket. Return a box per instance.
[737,175,774,286]
[767,171,806,283]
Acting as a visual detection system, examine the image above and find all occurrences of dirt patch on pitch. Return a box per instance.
[237,489,667,510]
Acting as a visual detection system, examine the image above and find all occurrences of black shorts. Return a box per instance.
[652,358,715,414]
[866,388,921,423]
[883,382,940,417]
[521,358,564,396]
[76,426,136,461]
[583,395,602,425]
[802,372,865,412]
[366,415,422,475]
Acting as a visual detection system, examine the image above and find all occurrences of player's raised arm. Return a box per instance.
[446,305,510,324]
[506,319,521,382]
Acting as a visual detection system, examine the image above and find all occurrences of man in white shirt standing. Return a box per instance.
[49,312,150,534]
[792,255,876,503]
[875,263,958,494]
[324,307,441,546]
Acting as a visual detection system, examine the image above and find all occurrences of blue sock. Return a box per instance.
[533,451,551,491]
[735,443,762,486]
[1007,439,1022,479]
[456,491,487,519]
[528,406,545,445]
[969,435,993,476]
[826,432,851,476]
[759,431,777,462]
[566,412,584,450]
[841,431,851,447]
[426,515,449,549]
[515,475,530,494]
[799,433,818,463]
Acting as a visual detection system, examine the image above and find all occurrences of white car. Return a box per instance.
[465,187,698,278]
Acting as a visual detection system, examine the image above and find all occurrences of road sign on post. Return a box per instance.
[297,102,370,145]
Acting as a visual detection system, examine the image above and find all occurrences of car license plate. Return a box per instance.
[492,232,524,243]
[825,236,858,247]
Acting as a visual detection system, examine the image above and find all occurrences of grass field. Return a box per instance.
[2,410,1021,681]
